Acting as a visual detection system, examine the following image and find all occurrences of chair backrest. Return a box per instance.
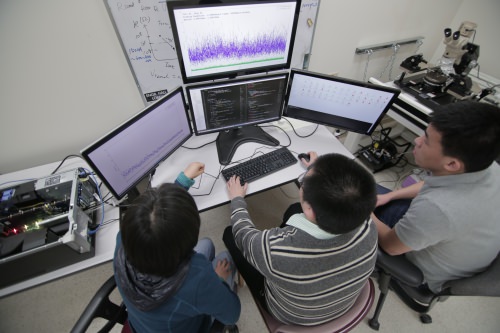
[70,275,128,333]
[444,251,500,297]
[256,279,375,333]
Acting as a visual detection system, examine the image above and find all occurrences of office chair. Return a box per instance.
[255,279,375,333]
[71,275,239,333]
[368,249,500,330]
[70,275,130,333]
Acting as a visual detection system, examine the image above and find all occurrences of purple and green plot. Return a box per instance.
[188,31,287,66]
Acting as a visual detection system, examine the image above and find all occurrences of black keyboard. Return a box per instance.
[221,147,297,185]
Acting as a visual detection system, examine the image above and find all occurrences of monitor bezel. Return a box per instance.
[185,72,290,136]
[167,0,301,84]
[283,69,401,135]
[81,86,192,200]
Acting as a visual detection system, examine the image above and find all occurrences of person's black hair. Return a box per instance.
[301,154,376,234]
[120,183,200,277]
[430,101,500,172]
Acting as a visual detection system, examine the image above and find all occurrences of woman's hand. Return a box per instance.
[184,162,205,179]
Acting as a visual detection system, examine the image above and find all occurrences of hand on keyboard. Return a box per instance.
[226,175,248,199]
[221,147,297,185]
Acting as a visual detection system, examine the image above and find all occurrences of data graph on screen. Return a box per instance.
[82,88,192,199]
[169,1,299,82]
[187,29,288,69]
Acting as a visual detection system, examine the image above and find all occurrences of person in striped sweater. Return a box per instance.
[223,153,378,326]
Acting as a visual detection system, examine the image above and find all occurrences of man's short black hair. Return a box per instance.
[302,154,376,234]
[120,183,200,277]
[430,101,500,172]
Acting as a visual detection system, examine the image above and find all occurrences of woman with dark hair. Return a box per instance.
[114,162,240,332]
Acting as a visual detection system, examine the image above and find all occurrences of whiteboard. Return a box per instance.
[105,0,183,104]
[105,0,320,105]
[290,0,321,70]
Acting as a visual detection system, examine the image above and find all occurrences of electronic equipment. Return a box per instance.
[394,71,457,108]
[221,147,297,185]
[186,72,289,165]
[167,0,301,84]
[81,86,192,201]
[356,128,412,173]
[283,69,400,135]
[396,21,480,108]
[400,54,428,73]
[0,168,97,288]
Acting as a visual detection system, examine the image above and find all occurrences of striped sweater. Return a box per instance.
[230,197,377,326]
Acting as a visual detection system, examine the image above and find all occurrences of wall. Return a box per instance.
[0,0,144,174]
[308,0,461,80]
[430,0,500,79]
[0,0,498,174]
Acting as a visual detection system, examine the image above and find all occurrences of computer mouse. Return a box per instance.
[298,153,310,163]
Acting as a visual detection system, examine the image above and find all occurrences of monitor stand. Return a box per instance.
[216,126,279,165]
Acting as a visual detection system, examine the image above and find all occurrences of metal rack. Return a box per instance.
[355,37,425,54]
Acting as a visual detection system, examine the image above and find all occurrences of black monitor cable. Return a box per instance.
[182,138,217,150]
[279,118,319,138]
[50,154,84,175]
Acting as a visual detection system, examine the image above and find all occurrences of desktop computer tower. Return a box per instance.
[0,168,98,289]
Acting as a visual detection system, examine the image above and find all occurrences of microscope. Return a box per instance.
[441,21,479,97]
[397,21,480,107]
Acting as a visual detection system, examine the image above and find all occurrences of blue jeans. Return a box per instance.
[194,237,236,291]
[374,184,412,228]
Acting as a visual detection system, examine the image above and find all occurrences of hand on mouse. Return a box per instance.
[299,151,318,168]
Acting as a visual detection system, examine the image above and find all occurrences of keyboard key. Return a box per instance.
[221,147,297,185]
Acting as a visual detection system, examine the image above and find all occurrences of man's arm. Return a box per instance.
[371,213,412,255]
[377,181,424,207]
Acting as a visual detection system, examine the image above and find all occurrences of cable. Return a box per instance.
[379,44,400,81]
[280,118,319,138]
[80,168,104,236]
[258,124,292,147]
[50,154,84,175]
[182,139,217,150]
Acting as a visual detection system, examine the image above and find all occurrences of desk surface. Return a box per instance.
[0,119,351,297]
[152,119,353,211]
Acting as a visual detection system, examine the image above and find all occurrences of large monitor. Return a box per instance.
[81,87,192,201]
[167,0,301,84]
[186,72,289,164]
[284,70,401,135]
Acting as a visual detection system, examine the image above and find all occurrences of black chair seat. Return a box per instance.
[369,248,500,330]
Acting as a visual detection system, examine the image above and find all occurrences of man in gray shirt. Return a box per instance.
[372,101,500,293]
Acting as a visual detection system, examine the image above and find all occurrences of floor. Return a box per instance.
[1,128,499,333]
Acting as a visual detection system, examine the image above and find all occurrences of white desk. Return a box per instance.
[152,120,353,211]
[0,120,351,297]
[0,159,119,298]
